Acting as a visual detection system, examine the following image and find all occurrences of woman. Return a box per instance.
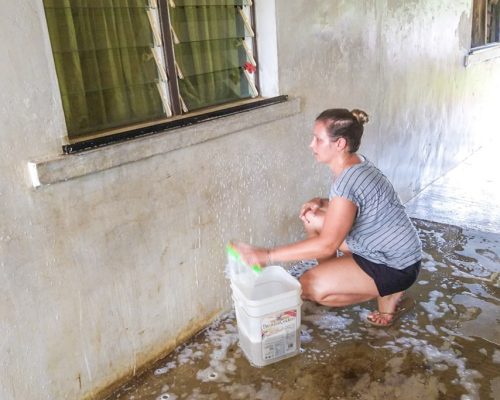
[235,108,422,327]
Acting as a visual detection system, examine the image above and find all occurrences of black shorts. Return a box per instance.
[353,253,421,297]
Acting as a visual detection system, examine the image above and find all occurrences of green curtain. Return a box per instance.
[170,1,254,111]
[43,0,165,138]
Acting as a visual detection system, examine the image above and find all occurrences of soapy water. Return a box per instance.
[107,220,500,400]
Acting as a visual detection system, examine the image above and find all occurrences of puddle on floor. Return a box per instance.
[106,220,500,400]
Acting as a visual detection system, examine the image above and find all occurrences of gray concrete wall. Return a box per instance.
[0,1,498,399]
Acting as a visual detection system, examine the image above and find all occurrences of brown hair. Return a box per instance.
[315,108,369,153]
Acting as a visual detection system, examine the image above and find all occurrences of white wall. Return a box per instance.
[0,0,499,399]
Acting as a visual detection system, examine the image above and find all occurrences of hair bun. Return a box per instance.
[351,109,369,125]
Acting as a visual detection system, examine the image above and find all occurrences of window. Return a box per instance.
[471,0,500,48]
[43,0,258,141]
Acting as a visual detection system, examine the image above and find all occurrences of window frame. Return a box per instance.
[43,0,267,151]
[466,0,500,66]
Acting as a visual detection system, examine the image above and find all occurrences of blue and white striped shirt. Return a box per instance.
[329,156,422,270]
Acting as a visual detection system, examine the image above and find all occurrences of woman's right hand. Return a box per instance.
[231,241,270,267]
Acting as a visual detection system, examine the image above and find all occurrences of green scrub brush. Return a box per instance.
[226,243,262,280]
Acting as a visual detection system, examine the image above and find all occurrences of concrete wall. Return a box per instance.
[0,0,498,399]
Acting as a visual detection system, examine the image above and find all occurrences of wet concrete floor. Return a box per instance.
[106,147,500,400]
[405,145,500,234]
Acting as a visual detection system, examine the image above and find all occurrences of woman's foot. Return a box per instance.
[367,291,405,327]
[366,311,397,326]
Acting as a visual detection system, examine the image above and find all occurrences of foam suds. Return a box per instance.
[419,290,449,320]
[303,312,353,332]
[195,318,239,383]
[154,361,176,376]
[493,349,500,364]
[300,325,313,343]
[425,324,439,335]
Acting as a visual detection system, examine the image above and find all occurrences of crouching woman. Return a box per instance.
[235,108,422,327]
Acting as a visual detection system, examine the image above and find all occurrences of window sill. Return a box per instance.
[28,97,301,188]
[465,43,500,67]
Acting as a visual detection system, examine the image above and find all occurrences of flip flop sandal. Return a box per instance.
[366,297,416,327]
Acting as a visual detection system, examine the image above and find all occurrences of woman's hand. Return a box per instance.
[232,242,270,267]
[299,197,325,223]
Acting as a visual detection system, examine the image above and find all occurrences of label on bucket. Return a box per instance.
[261,309,297,361]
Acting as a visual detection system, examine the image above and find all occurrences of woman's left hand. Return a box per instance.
[232,242,270,267]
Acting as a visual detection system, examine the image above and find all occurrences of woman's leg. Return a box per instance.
[300,255,379,307]
[300,255,407,324]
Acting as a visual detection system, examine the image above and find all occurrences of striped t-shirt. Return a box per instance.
[329,156,422,270]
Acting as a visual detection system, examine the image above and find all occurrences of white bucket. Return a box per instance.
[231,265,302,367]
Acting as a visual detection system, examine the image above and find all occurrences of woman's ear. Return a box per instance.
[336,137,348,151]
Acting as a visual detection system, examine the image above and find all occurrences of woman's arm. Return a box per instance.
[236,197,356,266]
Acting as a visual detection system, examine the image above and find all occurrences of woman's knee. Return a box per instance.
[300,269,329,302]
[300,272,371,306]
